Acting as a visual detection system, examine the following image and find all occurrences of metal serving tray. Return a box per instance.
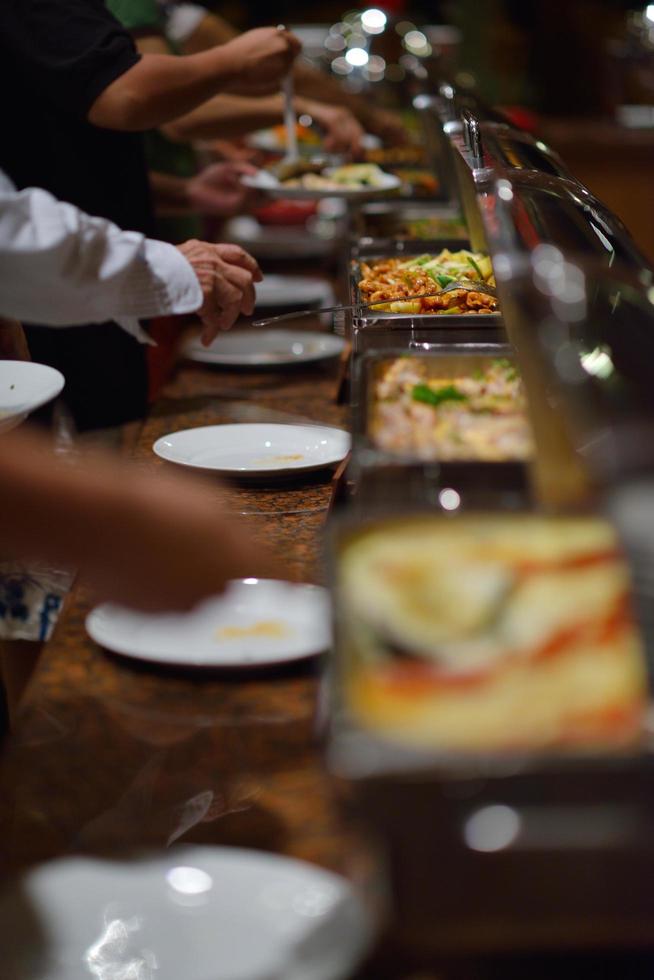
[348,248,504,351]
[350,201,467,245]
[348,347,531,506]
[326,508,654,955]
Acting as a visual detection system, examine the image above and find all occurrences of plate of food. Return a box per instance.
[153,423,351,476]
[183,329,346,368]
[87,578,332,668]
[0,360,65,432]
[242,162,401,200]
[355,249,498,316]
[0,846,372,980]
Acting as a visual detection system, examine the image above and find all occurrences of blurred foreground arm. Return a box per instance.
[0,431,272,612]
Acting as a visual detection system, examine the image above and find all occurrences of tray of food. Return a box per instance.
[351,248,501,324]
[358,352,532,462]
[334,511,647,756]
[329,511,654,954]
[352,202,468,244]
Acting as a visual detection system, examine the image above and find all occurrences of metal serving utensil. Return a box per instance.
[251,280,497,327]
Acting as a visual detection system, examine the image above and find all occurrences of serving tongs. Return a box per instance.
[252,280,497,327]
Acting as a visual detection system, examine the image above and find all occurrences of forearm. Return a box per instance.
[293,60,374,126]
[0,434,145,570]
[88,48,239,131]
[163,92,291,142]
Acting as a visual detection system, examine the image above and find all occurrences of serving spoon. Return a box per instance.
[252,280,497,327]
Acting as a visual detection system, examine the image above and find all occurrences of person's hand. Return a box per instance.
[0,317,30,361]
[222,27,301,96]
[187,162,259,218]
[83,466,275,612]
[364,107,409,146]
[176,240,262,343]
[302,101,364,157]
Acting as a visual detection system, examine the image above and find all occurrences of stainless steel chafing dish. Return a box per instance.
[347,346,531,508]
[327,496,654,957]
[346,245,504,356]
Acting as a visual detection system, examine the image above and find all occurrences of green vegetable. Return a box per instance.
[493,358,518,380]
[436,274,454,288]
[441,306,463,314]
[412,384,468,407]
[466,255,484,279]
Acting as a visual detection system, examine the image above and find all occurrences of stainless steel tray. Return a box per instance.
[348,251,504,349]
[348,347,531,504]
[326,507,654,954]
[350,201,466,244]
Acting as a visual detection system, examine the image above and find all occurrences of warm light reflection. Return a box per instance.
[439,488,461,511]
[581,346,615,379]
[166,865,213,896]
[331,56,353,75]
[345,47,369,67]
[403,30,431,56]
[361,8,387,33]
[464,804,522,852]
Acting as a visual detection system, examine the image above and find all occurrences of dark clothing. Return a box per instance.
[0,0,153,430]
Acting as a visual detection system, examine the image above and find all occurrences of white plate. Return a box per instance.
[183,330,346,367]
[242,168,401,200]
[255,275,334,309]
[0,846,372,980]
[153,423,350,476]
[86,579,332,667]
[0,360,64,432]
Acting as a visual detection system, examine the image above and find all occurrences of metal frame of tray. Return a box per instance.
[347,346,531,507]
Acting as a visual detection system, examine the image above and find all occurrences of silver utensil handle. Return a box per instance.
[282,72,298,161]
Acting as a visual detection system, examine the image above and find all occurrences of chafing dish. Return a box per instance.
[350,201,468,250]
[347,347,531,507]
[327,505,654,956]
[347,246,504,355]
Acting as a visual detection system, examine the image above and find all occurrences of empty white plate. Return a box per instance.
[86,579,332,668]
[183,330,346,367]
[242,169,401,200]
[153,423,350,476]
[0,360,64,432]
[254,275,334,310]
[0,846,372,980]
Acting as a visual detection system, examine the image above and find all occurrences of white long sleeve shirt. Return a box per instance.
[0,169,202,342]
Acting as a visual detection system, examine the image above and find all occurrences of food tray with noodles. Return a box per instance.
[328,511,654,954]
[350,248,502,328]
[358,351,533,464]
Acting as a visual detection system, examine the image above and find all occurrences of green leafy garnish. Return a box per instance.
[466,255,484,279]
[493,358,518,380]
[436,274,454,288]
[412,384,468,407]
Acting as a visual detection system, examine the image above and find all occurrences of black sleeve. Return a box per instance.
[0,0,141,119]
